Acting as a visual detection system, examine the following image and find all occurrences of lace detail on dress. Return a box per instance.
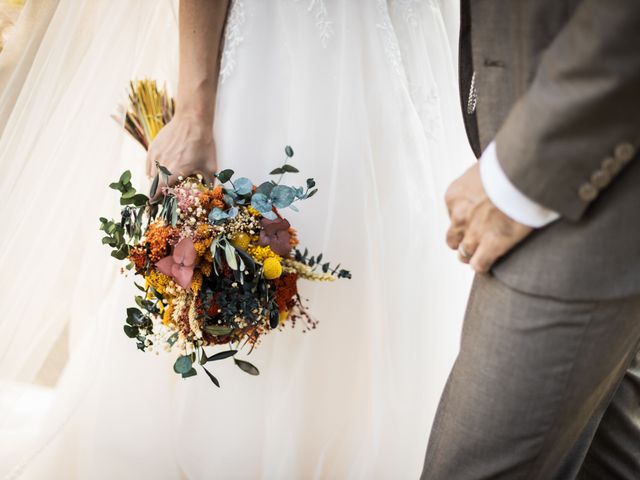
[296,0,334,48]
[408,83,442,141]
[376,0,407,84]
[387,0,445,141]
[390,0,438,28]
[219,0,247,84]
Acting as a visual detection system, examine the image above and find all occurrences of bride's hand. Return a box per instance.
[146,110,218,190]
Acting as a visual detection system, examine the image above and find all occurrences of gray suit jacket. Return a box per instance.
[460,0,640,301]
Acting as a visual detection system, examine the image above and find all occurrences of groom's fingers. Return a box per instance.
[446,225,464,250]
[458,234,479,264]
[469,234,509,273]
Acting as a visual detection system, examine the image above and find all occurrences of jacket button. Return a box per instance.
[614,142,635,163]
[578,182,598,202]
[591,169,611,189]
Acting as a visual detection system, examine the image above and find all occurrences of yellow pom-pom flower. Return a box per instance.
[263,257,283,279]
[247,245,280,263]
[231,232,250,250]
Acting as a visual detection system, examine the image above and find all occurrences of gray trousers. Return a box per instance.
[422,274,640,479]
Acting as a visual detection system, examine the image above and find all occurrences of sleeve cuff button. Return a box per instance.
[578,183,598,202]
[614,143,635,163]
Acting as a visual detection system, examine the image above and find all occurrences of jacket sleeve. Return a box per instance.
[494,0,640,221]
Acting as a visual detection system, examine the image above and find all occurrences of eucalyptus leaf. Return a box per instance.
[285,145,294,157]
[216,169,234,183]
[150,174,159,198]
[119,170,132,184]
[208,349,238,362]
[181,368,197,379]
[251,193,272,213]
[271,185,296,208]
[203,325,234,336]
[234,177,253,195]
[255,181,275,196]
[122,188,137,199]
[202,367,220,387]
[158,165,172,176]
[236,248,256,273]
[111,248,129,260]
[269,168,284,175]
[269,309,280,329]
[173,355,193,375]
[222,194,235,207]
[171,201,178,226]
[209,208,229,224]
[132,194,148,206]
[224,243,238,270]
[227,206,239,219]
[123,325,138,338]
[126,307,145,326]
[234,358,260,376]
[262,211,277,220]
[167,332,179,346]
[282,164,299,173]
[199,348,208,365]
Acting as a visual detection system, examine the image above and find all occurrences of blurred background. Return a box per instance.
[0,0,24,52]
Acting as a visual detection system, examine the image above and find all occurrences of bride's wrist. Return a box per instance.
[176,79,217,124]
[174,103,215,128]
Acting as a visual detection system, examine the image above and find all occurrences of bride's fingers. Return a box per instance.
[195,169,216,186]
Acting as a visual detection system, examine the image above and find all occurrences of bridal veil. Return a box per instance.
[0,1,474,478]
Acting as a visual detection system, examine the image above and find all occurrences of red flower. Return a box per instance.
[259,217,292,256]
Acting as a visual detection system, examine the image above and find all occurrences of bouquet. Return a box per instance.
[100,80,350,386]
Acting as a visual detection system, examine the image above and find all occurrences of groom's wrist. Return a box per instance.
[480,142,560,228]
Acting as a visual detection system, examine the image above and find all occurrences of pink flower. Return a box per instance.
[155,237,197,290]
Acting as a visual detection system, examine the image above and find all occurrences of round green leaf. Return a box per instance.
[173,355,193,375]
[285,145,294,157]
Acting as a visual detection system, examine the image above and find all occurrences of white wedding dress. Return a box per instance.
[0,1,474,478]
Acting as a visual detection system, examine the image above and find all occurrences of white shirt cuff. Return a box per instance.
[480,142,560,228]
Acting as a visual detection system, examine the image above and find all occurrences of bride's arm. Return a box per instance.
[146,0,230,186]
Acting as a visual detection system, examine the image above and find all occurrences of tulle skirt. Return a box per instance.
[0,1,474,478]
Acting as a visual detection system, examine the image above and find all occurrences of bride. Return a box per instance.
[0,0,474,478]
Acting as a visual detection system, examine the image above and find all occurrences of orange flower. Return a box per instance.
[128,244,147,273]
[200,185,226,210]
[274,273,298,312]
[288,227,299,248]
[145,219,178,262]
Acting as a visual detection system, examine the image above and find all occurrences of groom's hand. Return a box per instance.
[445,164,533,273]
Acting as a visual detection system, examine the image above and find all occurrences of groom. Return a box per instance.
[422,1,640,479]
